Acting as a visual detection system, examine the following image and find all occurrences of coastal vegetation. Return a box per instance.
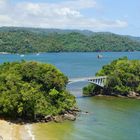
[0,27,140,53]
[83,57,140,98]
[0,61,76,120]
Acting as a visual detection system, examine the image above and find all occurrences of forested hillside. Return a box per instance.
[0,27,140,53]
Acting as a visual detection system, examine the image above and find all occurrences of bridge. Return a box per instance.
[68,76,107,87]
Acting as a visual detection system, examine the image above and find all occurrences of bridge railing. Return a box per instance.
[68,76,107,87]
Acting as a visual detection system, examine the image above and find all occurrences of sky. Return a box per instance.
[0,0,140,36]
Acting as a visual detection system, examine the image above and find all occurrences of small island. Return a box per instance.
[83,57,140,98]
[0,61,77,122]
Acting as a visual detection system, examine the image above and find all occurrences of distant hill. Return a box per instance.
[0,27,140,53]
[127,36,140,42]
[0,27,94,36]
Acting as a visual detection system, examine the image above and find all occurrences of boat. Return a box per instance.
[36,53,40,56]
[97,54,103,59]
[20,54,25,57]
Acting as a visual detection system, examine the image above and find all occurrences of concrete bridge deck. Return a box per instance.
[69,76,107,87]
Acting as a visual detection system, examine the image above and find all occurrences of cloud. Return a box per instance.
[17,2,82,18]
[0,0,128,30]
[59,0,97,9]
[69,19,128,29]
[0,15,12,25]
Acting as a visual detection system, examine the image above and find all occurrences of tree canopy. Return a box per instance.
[83,57,140,97]
[0,61,75,120]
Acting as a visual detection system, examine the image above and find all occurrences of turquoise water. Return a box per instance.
[0,52,140,140]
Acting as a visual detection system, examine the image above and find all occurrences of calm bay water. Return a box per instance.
[0,52,140,140]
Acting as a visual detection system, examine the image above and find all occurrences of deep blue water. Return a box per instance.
[0,52,140,78]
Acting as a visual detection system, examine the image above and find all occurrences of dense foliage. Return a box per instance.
[0,27,140,53]
[83,57,140,96]
[0,61,75,119]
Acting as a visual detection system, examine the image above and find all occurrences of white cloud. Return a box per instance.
[0,0,8,11]
[0,0,6,3]
[0,0,128,30]
[17,2,82,18]
[59,0,97,9]
[0,15,12,24]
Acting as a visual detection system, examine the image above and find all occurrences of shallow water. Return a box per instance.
[33,96,140,140]
[1,52,140,140]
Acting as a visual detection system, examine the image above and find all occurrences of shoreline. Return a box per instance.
[0,108,80,139]
[0,51,140,55]
[83,94,140,100]
[83,94,140,99]
[24,124,35,140]
[0,119,35,140]
[0,119,21,140]
[0,109,79,140]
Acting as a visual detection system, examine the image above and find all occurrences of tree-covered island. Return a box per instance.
[83,57,140,98]
[0,61,77,122]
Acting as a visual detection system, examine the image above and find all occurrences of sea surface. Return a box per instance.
[0,52,140,140]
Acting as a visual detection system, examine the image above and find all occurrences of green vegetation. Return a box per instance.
[0,61,75,120]
[0,27,140,53]
[83,57,140,97]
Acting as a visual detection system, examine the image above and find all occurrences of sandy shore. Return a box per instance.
[0,120,34,140]
[0,119,21,140]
